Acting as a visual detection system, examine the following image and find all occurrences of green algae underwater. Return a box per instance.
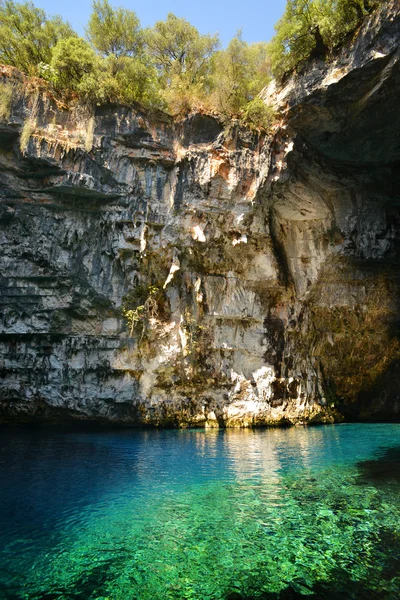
[0,424,399,600]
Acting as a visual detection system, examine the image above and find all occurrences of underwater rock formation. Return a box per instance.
[0,1,399,426]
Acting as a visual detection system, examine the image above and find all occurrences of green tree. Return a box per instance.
[84,1,162,108]
[268,0,329,80]
[145,13,219,89]
[50,37,98,94]
[210,33,270,116]
[144,13,219,114]
[269,0,383,80]
[0,0,74,75]
[103,54,163,108]
[86,0,142,58]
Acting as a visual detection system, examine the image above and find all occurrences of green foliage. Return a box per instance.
[0,83,13,119]
[145,13,219,113]
[49,37,98,94]
[0,0,384,116]
[160,74,206,115]
[0,0,74,75]
[20,116,35,153]
[268,0,321,79]
[123,285,159,336]
[210,34,271,116]
[46,37,100,98]
[241,97,276,130]
[0,0,274,120]
[105,54,163,108]
[86,0,142,58]
[146,14,219,83]
[69,53,162,108]
[37,5,162,107]
[124,305,145,336]
[269,0,383,80]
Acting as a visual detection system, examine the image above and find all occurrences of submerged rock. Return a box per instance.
[0,1,399,426]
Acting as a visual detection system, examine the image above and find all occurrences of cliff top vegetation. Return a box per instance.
[0,0,385,129]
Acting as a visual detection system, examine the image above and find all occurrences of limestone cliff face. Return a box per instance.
[0,1,399,426]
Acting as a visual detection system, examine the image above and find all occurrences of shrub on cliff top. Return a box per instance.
[50,37,98,95]
[0,0,276,126]
[0,0,385,116]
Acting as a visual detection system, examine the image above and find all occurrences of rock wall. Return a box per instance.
[0,1,399,426]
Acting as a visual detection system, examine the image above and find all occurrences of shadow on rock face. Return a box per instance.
[181,113,223,146]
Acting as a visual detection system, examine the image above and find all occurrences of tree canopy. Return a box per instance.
[0,0,74,75]
[0,0,385,127]
[210,34,270,115]
[50,37,98,92]
[86,0,142,58]
[145,13,219,84]
[144,13,219,113]
[268,0,383,79]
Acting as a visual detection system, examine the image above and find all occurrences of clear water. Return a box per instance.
[0,424,399,600]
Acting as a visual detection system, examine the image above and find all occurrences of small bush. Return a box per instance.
[241,97,276,131]
[0,84,13,120]
[123,285,159,337]
[20,117,35,153]
[50,37,98,95]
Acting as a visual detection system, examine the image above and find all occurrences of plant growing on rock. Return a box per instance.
[123,285,159,337]
[0,0,383,124]
[269,0,384,80]
[0,83,13,119]
[49,37,99,96]
[145,14,219,87]
[241,97,276,131]
[84,0,163,106]
[124,305,145,336]
[182,309,204,355]
[19,116,35,153]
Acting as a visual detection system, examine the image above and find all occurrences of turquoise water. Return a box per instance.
[0,424,399,599]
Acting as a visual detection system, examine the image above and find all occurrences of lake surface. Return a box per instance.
[0,423,399,599]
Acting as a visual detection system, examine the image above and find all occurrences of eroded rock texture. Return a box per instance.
[0,1,399,426]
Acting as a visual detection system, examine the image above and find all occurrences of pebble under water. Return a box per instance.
[0,423,399,600]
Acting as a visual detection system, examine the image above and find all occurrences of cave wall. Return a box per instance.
[0,1,399,426]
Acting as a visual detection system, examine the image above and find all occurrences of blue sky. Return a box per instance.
[33,0,287,47]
